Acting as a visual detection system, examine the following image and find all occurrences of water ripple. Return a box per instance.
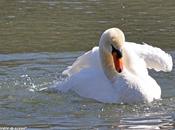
[119,114,174,129]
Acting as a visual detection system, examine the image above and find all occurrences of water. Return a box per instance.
[0,0,175,129]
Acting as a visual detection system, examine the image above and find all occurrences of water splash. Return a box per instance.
[20,74,37,92]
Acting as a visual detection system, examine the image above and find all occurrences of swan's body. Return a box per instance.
[47,28,173,103]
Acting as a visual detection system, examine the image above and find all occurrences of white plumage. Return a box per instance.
[46,28,173,104]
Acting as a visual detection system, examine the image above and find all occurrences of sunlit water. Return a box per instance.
[0,0,175,129]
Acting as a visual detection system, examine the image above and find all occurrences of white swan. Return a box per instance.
[47,28,173,103]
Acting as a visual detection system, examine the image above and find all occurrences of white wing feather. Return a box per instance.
[125,42,173,72]
[63,42,172,76]
[62,47,101,76]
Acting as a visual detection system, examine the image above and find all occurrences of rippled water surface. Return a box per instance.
[0,0,175,129]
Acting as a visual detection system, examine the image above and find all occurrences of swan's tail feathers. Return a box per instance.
[39,80,72,93]
[140,43,173,72]
[62,66,72,76]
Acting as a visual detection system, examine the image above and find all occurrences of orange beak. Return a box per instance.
[112,51,123,73]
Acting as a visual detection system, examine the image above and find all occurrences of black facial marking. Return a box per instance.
[111,45,122,58]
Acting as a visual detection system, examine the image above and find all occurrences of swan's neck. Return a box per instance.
[99,43,117,81]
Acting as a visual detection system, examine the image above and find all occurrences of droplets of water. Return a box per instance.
[20,74,36,92]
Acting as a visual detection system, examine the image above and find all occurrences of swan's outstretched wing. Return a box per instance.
[125,42,173,72]
[62,47,101,76]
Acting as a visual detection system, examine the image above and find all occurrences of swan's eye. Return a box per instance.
[111,45,123,58]
[116,49,122,58]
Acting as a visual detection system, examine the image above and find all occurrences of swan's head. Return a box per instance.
[99,28,125,76]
